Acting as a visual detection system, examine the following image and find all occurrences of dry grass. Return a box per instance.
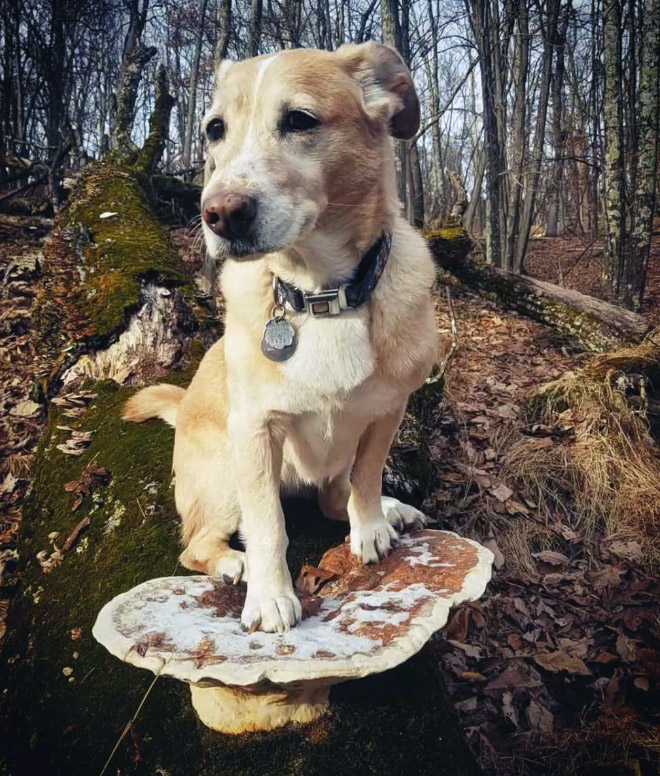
[484,716,660,776]
[502,330,660,567]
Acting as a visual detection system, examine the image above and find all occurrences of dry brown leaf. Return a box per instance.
[487,663,542,690]
[588,565,625,592]
[615,633,638,663]
[446,606,471,642]
[502,690,518,727]
[456,697,478,713]
[526,699,554,734]
[490,483,513,502]
[591,651,619,664]
[533,550,570,566]
[608,540,643,561]
[448,640,482,658]
[461,671,488,682]
[534,650,591,676]
[483,538,505,569]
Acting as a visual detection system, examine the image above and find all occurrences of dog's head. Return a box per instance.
[200,42,419,260]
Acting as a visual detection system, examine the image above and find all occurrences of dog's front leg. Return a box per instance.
[348,403,425,563]
[228,411,301,632]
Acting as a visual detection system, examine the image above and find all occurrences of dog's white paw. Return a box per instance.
[241,589,302,633]
[381,496,428,531]
[213,549,248,585]
[350,518,398,564]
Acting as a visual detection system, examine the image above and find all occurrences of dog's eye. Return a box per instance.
[281,110,320,134]
[205,117,225,142]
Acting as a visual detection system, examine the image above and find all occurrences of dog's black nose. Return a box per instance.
[202,191,258,239]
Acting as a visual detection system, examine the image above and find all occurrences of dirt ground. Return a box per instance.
[1,210,659,776]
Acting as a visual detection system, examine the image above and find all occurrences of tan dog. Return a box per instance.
[124,42,438,633]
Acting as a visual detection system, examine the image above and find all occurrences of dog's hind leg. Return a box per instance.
[179,511,247,583]
[318,469,351,522]
[319,467,427,531]
[173,422,246,583]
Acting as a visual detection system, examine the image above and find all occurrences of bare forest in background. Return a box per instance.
[1,0,659,311]
[2,4,660,776]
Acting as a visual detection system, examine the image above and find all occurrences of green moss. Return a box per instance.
[423,226,466,241]
[65,168,189,338]
[1,372,478,776]
[35,162,211,389]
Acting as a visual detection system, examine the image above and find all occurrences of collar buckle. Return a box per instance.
[302,287,347,317]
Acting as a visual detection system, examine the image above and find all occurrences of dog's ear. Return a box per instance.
[336,41,420,140]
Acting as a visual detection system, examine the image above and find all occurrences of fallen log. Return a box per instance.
[428,230,650,352]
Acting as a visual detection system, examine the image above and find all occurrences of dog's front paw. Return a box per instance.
[381,496,428,531]
[350,519,398,564]
[241,589,302,633]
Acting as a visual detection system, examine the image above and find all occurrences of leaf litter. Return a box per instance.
[428,284,660,775]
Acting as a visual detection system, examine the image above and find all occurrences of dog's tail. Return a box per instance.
[122,384,186,428]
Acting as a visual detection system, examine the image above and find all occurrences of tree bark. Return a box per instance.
[381,0,408,210]
[215,0,232,62]
[546,3,570,237]
[505,0,529,266]
[625,0,660,311]
[247,0,263,56]
[136,65,175,175]
[182,0,209,171]
[464,148,486,234]
[111,38,157,158]
[467,0,506,266]
[602,0,626,294]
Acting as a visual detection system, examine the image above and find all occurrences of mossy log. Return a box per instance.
[34,160,215,394]
[428,229,650,352]
[0,164,477,774]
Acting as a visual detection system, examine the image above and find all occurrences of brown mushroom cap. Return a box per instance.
[93,530,494,688]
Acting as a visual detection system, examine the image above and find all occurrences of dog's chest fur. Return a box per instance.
[276,309,402,484]
[275,307,374,413]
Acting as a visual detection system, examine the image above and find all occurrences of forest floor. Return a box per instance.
[1,211,659,776]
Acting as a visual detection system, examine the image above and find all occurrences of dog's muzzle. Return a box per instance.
[202,191,258,241]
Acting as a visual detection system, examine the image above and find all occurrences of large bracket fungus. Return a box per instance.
[93,529,493,733]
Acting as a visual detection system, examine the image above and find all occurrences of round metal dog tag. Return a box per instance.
[261,317,297,361]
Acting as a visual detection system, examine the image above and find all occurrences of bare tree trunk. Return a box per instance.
[505,0,529,266]
[602,0,626,294]
[625,0,660,310]
[182,0,209,172]
[427,0,443,216]
[408,142,425,227]
[247,0,263,56]
[215,0,232,61]
[465,147,486,233]
[110,0,157,158]
[136,64,175,175]
[467,0,505,266]
[381,0,408,210]
[546,4,570,237]
[513,0,561,272]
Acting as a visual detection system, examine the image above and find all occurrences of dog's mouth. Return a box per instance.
[205,212,318,262]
